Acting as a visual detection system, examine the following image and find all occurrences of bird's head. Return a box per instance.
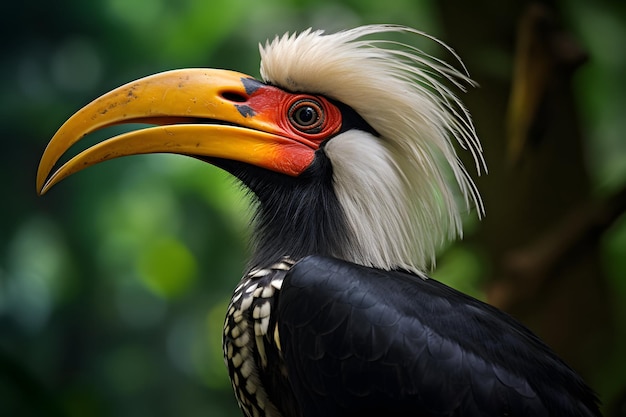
[37,25,484,273]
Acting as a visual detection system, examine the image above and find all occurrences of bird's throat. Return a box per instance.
[214,153,354,270]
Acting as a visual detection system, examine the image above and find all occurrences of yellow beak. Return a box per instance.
[37,69,321,194]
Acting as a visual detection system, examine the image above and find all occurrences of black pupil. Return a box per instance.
[296,106,317,126]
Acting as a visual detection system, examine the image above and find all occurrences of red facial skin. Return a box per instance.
[238,84,343,175]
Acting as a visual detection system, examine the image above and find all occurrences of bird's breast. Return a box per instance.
[223,257,295,417]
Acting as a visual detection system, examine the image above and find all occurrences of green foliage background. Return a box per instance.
[1,0,624,416]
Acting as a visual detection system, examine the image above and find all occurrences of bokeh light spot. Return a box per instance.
[51,37,102,93]
[137,237,197,299]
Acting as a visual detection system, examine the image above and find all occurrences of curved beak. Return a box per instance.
[37,69,320,194]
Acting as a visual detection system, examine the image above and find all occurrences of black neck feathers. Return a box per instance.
[211,151,353,270]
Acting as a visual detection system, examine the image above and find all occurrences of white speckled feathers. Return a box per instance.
[259,25,485,272]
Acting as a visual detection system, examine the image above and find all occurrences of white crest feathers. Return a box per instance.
[259,24,485,273]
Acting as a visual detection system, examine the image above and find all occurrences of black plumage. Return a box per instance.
[276,256,600,417]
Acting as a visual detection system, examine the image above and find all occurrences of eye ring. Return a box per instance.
[288,99,325,134]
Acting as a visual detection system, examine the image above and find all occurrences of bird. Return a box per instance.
[37,24,601,417]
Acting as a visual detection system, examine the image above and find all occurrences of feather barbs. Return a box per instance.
[259,25,485,272]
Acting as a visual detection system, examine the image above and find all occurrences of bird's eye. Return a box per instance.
[288,99,325,134]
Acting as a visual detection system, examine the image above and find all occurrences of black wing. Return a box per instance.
[275,255,601,417]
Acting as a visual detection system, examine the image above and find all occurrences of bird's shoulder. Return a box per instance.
[275,255,600,417]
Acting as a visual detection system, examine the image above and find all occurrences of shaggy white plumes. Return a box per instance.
[259,24,485,272]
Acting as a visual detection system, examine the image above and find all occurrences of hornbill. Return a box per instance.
[37,25,601,416]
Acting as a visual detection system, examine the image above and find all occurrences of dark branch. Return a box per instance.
[488,185,626,309]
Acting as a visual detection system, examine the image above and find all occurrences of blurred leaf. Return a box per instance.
[1,216,75,332]
[202,299,231,389]
[137,237,197,299]
[432,245,487,300]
